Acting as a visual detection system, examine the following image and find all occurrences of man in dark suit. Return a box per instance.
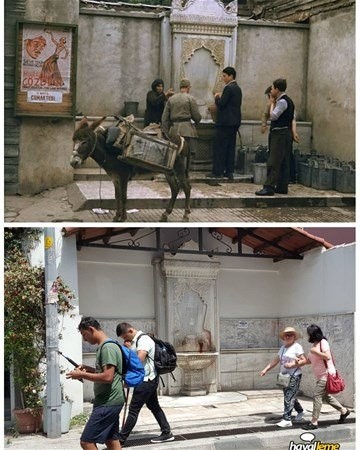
[208,66,242,180]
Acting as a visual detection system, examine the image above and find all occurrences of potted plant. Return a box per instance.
[4,229,75,434]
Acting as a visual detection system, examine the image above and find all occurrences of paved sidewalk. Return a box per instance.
[4,390,355,449]
[4,182,355,223]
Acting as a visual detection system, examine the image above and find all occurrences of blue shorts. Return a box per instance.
[81,404,123,444]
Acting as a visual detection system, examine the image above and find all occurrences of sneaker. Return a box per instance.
[339,409,350,424]
[293,412,304,422]
[276,419,292,428]
[150,432,175,443]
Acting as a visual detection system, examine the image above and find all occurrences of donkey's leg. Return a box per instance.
[181,177,192,222]
[112,175,128,222]
[179,160,192,222]
[161,174,180,222]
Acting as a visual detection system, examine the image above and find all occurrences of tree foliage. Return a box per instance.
[4,229,76,409]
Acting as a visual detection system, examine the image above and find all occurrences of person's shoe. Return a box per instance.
[150,432,175,443]
[339,409,350,424]
[293,412,304,422]
[255,186,275,196]
[226,174,234,182]
[275,188,288,194]
[302,422,318,430]
[206,173,222,178]
[276,419,292,428]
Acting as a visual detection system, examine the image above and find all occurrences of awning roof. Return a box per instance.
[62,227,333,261]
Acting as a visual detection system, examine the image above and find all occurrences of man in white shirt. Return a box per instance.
[116,322,174,445]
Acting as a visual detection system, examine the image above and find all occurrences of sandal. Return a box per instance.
[339,409,350,424]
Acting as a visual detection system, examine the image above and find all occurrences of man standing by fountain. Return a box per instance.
[255,78,295,195]
[208,66,242,181]
[116,322,174,445]
[162,78,202,164]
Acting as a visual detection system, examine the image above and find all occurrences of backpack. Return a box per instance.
[100,339,145,388]
[136,333,177,377]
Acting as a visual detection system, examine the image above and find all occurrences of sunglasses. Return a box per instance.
[284,333,295,338]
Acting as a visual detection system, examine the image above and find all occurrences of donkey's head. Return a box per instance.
[70,116,106,168]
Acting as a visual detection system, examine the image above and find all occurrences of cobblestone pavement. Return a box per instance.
[4,186,355,223]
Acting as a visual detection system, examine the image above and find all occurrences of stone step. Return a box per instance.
[67,180,355,212]
[73,168,254,183]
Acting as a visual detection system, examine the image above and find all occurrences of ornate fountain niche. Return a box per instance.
[170,0,238,169]
[153,239,220,395]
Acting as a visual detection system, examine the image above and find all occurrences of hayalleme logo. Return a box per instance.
[288,432,341,450]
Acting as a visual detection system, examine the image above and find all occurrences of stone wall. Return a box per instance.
[220,313,354,407]
[236,21,308,121]
[82,313,354,407]
[76,12,162,117]
[306,10,355,160]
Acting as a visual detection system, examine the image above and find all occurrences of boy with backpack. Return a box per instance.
[66,317,124,450]
[116,322,175,445]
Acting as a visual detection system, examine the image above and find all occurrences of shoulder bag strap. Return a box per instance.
[280,346,299,378]
[136,333,155,363]
[98,339,123,375]
[320,340,329,369]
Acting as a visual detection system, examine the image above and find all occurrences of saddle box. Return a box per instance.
[121,130,179,172]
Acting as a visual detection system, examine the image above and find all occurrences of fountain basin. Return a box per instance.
[176,352,219,396]
[177,352,219,370]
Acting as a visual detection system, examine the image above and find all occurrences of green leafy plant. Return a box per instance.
[70,412,90,429]
[4,228,75,410]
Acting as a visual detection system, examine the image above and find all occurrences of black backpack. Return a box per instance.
[136,333,177,379]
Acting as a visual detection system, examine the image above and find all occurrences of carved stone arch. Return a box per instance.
[180,38,225,95]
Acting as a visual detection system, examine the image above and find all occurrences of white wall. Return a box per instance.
[277,244,355,317]
[76,242,355,321]
[77,247,155,319]
[56,233,83,417]
[218,257,280,318]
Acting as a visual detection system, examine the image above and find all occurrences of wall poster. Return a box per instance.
[15,21,77,117]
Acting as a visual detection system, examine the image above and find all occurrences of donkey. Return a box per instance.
[70,116,192,222]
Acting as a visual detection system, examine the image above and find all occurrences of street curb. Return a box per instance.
[131,423,355,449]
[68,181,355,211]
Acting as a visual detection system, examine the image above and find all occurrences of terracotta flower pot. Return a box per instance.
[14,408,43,433]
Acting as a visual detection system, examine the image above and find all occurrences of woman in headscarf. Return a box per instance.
[143,79,174,127]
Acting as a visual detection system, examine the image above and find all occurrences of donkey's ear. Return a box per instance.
[77,116,89,129]
[90,116,107,130]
